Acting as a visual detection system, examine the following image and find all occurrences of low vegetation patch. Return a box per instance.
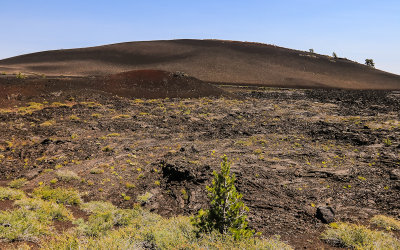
[15,198,74,221]
[0,183,292,249]
[137,192,153,204]
[0,208,50,242]
[33,186,82,205]
[322,222,400,249]
[371,215,400,231]
[80,201,116,214]
[0,187,25,200]
[43,206,292,249]
[75,207,136,237]
[8,178,27,189]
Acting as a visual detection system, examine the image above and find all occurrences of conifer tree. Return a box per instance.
[192,155,253,240]
[365,59,375,68]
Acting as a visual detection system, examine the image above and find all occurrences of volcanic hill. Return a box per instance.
[0,39,399,90]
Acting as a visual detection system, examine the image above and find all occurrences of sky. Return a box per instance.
[1,0,399,75]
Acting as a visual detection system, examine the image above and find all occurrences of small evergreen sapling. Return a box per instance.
[192,155,253,240]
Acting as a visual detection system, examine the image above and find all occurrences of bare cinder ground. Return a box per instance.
[0,80,399,248]
[1,39,400,89]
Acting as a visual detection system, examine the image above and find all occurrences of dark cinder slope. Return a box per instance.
[0,70,229,108]
[0,39,399,89]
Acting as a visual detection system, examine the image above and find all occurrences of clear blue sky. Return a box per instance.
[1,0,399,74]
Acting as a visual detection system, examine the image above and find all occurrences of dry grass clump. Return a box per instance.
[322,222,400,249]
[80,201,116,214]
[107,133,121,137]
[69,115,80,121]
[90,168,104,174]
[371,215,400,231]
[17,102,43,114]
[56,169,80,181]
[0,187,25,200]
[40,120,56,127]
[112,114,131,119]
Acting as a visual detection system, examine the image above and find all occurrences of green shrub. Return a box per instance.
[8,178,27,189]
[322,222,400,249]
[33,186,82,205]
[0,187,25,200]
[192,155,253,240]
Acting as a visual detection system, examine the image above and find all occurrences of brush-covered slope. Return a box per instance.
[0,39,399,89]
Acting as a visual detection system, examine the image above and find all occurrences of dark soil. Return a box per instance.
[0,78,399,249]
[0,200,14,211]
[0,241,39,250]
[68,205,90,221]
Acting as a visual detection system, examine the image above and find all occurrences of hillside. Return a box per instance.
[0,39,399,89]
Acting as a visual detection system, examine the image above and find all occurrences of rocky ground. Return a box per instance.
[0,85,399,249]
